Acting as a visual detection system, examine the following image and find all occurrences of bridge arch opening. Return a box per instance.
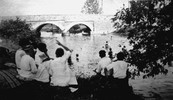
[35,23,63,37]
[67,23,91,36]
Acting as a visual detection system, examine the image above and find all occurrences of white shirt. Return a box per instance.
[35,49,48,65]
[15,49,26,69]
[96,57,111,76]
[107,60,128,79]
[34,61,51,82]
[49,51,72,87]
[18,55,37,79]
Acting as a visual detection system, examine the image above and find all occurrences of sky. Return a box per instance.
[0,0,129,16]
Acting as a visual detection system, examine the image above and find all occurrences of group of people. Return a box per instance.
[0,36,136,100]
[92,48,132,100]
[14,37,78,100]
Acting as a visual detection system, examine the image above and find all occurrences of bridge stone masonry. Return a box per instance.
[0,14,115,35]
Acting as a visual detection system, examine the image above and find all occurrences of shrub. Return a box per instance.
[0,17,40,51]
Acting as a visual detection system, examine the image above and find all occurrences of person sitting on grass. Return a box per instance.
[95,50,111,76]
[34,42,53,83]
[33,42,54,100]
[91,50,111,100]
[16,44,48,100]
[17,45,38,81]
[0,47,16,69]
[48,40,78,100]
[15,38,30,70]
[106,52,132,99]
[0,47,23,100]
[35,42,53,65]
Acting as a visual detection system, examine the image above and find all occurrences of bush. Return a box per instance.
[0,17,40,51]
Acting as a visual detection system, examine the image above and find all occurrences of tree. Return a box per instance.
[0,17,39,45]
[112,0,173,77]
[81,0,102,14]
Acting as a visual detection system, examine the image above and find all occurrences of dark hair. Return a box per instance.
[37,43,47,52]
[19,38,30,48]
[99,50,106,58]
[117,52,125,60]
[76,54,79,57]
[55,48,64,57]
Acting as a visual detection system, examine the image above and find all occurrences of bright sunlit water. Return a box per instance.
[41,32,173,100]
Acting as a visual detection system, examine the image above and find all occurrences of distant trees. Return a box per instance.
[81,0,102,14]
[112,0,173,77]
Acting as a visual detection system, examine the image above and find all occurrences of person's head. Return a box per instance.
[76,54,79,57]
[19,38,30,48]
[99,50,106,58]
[117,52,125,60]
[55,48,64,58]
[23,45,35,58]
[37,43,47,53]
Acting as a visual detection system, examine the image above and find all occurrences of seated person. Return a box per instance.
[0,47,22,100]
[17,45,38,81]
[107,52,129,86]
[48,40,78,99]
[35,42,52,65]
[15,38,30,70]
[106,52,131,99]
[34,42,52,83]
[95,50,111,76]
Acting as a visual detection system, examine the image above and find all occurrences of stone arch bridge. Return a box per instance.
[0,14,115,35]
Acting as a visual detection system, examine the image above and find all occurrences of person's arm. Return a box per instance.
[48,61,53,76]
[56,40,72,52]
[48,68,53,76]
[29,57,38,74]
[93,63,102,75]
[106,63,117,76]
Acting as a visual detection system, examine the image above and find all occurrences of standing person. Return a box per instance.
[105,41,111,52]
[106,52,131,99]
[108,48,113,61]
[48,40,78,100]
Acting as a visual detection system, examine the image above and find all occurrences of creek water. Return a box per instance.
[41,32,173,100]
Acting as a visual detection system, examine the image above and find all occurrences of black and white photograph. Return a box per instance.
[0,0,173,100]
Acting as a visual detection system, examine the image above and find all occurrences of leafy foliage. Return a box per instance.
[0,17,39,44]
[112,0,173,77]
[81,0,102,14]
